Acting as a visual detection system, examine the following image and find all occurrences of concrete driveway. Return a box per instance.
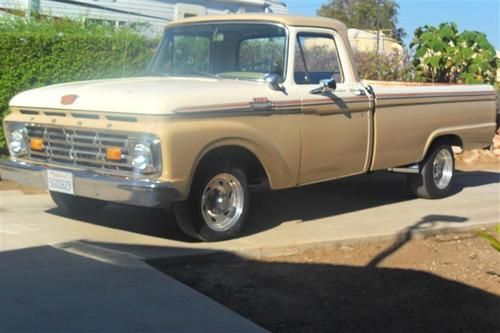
[1,169,499,332]
[1,170,498,257]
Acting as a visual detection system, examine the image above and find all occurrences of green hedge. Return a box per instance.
[0,17,158,149]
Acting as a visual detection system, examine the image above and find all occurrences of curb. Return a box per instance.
[146,220,499,265]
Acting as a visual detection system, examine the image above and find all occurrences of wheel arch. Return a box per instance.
[193,145,268,183]
[422,133,463,160]
[185,138,295,197]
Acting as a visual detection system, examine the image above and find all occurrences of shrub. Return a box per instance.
[410,22,497,84]
[352,50,413,81]
[0,16,158,150]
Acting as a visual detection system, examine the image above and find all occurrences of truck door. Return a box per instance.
[293,29,372,184]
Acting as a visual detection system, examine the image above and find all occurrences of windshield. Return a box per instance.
[148,23,287,81]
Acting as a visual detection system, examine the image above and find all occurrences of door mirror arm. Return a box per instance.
[265,74,286,92]
[310,79,337,95]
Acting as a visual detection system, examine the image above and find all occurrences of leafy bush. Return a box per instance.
[410,22,497,84]
[0,16,158,150]
[353,50,413,81]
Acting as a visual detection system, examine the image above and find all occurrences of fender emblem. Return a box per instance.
[250,97,273,111]
[61,94,78,105]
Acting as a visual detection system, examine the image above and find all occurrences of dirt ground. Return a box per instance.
[155,228,500,333]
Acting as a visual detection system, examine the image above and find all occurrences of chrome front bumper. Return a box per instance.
[0,159,182,208]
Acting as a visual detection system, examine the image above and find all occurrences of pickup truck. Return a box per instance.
[1,14,496,241]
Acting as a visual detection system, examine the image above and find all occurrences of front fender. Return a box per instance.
[161,116,300,198]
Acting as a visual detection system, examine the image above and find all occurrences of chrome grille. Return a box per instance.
[26,125,134,173]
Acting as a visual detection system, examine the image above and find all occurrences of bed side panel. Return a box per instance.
[370,85,496,171]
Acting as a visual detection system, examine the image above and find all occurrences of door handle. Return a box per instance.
[350,89,366,96]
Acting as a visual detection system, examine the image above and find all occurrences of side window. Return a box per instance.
[171,35,210,74]
[294,33,343,85]
[239,37,285,75]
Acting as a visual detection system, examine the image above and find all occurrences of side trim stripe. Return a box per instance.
[175,96,369,115]
[377,98,495,108]
[377,91,495,100]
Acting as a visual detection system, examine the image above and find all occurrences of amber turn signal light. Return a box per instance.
[30,138,44,151]
[106,147,122,161]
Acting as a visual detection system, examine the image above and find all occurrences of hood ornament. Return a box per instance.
[61,94,78,105]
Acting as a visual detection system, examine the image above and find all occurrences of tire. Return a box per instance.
[50,192,107,216]
[407,143,455,199]
[173,166,250,242]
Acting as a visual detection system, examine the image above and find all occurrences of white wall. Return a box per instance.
[0,0,287,34]
[0,0,28,8]
[2,0,287,22]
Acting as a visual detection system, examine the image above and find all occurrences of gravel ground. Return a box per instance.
[155,228,500,333]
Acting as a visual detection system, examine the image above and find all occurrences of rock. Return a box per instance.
[460,150,480,164]
[479,150,495,158]
[452,146,463,154]
[340,245,354,251]
[493,134,500,150]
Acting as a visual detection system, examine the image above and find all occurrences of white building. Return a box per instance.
[348,28,403,55]
[0,0,287,32]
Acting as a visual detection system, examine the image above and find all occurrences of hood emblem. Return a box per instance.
[61,94,78,105]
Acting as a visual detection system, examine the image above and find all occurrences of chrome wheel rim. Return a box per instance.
[201,173,244,232]
[432,149,453,190]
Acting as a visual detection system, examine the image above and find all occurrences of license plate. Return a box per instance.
[47,170,74,195]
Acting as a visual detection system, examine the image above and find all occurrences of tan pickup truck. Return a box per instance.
[1,14,496,241]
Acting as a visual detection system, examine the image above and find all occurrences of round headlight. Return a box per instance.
[131,143,154,173]
[9,128,28,156]
[11,130,24,142]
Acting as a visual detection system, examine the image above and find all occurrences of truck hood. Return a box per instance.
[9,77,273,115]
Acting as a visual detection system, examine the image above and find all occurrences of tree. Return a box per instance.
[318,0,406,43]
[410,23,498,84]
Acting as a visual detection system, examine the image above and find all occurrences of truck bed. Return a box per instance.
[367,82,496,171]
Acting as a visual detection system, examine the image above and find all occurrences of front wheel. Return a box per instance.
[173,167,250,242]
[50,192,107,216]
[407,143,455,199]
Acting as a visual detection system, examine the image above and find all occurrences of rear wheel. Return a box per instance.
[173,166,250,242]
[407,143,455,199]
[50,192,107,215]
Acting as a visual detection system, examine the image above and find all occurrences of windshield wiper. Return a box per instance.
[142,70,220,79]
[141,71,169,77]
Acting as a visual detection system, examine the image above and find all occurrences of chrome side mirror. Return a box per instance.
[310,79,337,95]
[265,74,285,91]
